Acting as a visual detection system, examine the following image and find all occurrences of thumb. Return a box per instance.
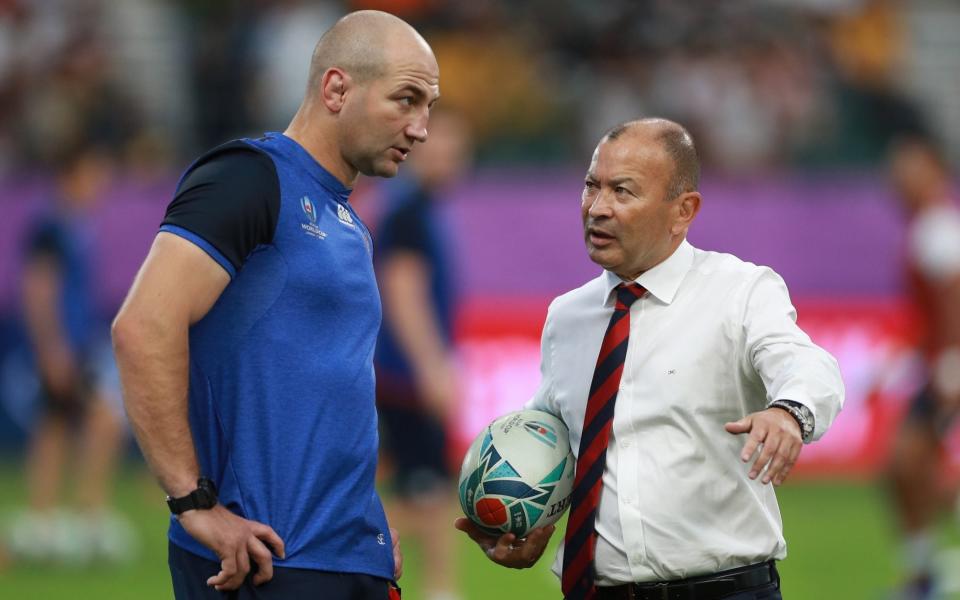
[724,416,751,434]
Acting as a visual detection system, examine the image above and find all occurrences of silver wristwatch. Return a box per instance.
[770,400,814,443]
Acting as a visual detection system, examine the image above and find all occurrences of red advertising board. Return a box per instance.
[450,297,960,480]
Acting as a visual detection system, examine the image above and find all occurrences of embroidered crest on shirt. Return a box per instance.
[299,195,327,240]
[337,203,356,228]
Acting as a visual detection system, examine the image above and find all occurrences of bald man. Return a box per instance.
[112,11,439,599]
[457,119,843,600]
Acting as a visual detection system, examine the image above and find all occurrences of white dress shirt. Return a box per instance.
[526,239,844,584]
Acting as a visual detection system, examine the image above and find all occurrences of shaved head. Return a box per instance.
[603,118,700,201]
[285,9,439,186]
[307,10,429,93]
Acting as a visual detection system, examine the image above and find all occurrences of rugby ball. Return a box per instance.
[458,409,574,538]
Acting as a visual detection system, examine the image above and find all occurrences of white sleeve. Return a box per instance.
[524,300,559,416]
[742,268,844,441]
[910,206,960,281]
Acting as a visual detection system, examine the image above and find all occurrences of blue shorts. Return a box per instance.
[376,378,450,499]
[168,541,394,600]
[906,385,958,438]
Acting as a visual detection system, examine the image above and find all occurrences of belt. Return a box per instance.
[595,561,778,600]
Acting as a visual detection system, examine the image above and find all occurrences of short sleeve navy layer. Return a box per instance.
[160,133,392,579]
[23,213,96,357]
[373,177,456,383]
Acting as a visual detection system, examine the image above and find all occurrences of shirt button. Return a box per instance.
[623,496,632,505]
[620,440,630,449]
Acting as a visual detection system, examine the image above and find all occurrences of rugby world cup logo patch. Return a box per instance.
[524,421,558,449]
[300,196,317,224]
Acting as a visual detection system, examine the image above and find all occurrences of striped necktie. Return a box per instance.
[562,283,646,600]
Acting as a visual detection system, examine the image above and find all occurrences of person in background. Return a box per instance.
[375,110,471,600]
[887,136,960,600]
[13,142,131,564]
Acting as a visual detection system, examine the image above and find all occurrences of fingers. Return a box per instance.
[390,527,400,549]
[488,526,555,569]
[740,431,762,464]
[763,437,800,485]
[207,553,237,589]
[724,417,751,434]
[454,517,499,547]
[251,522,286,559]
[248,538,275,586]
[749,432,777,481]
[519,524,555,563]
[735,410,803,486]
[455,518,552,568]
[485,533,518,563]
[389,526,403,580]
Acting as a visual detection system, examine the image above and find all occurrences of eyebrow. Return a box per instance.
[397,85,440,106]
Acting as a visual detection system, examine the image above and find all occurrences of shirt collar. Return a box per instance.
[270,132,353,203]
[600,239,694,306]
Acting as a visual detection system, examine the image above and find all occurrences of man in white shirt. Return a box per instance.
[456,118,844,600]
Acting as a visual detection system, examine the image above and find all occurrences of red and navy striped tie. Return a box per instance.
[562,283,646,600]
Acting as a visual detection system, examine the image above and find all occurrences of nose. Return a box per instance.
[587,188,613,218]
[405,111,429,144]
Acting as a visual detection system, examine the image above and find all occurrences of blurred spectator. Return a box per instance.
[0,0,950,173]
[374,110,472,600]
[886,136,960,600]
[7,141,133,565]
[809,0,930,166]
[248,0,340,131]
[179,0,262,150]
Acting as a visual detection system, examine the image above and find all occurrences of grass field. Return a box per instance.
[0,462,958,599]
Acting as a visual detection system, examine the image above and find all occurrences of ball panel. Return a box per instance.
[476,497,507,527]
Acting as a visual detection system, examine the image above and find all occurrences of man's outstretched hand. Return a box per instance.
[725,407,804,486]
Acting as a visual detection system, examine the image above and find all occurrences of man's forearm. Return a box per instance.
[382,253,451,381]
[112,313,201,498]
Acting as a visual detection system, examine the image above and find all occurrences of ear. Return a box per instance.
[671,191,701,235]
[319,68,351,113]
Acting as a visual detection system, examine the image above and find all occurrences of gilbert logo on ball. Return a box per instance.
[458,410,574,538]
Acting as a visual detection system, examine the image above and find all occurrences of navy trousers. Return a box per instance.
[168,541,393,600]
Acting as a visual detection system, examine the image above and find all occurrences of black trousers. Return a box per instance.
[168,541,393,600]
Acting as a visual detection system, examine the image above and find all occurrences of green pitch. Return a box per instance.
[0,462,957,599]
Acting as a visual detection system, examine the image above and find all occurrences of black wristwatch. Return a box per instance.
[770,400,815,443]
[166,477,218,515]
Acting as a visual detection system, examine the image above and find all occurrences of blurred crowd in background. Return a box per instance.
[0,0,957,176]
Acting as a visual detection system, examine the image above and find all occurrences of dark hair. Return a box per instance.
[602,119,700,200]
[658,127,700,200]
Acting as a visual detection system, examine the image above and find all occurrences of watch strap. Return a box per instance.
[166,477,218,515]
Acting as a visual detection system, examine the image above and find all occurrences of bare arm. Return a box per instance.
[380,251,456,420]
[112,232,284,590]
[931,273,960,412]
[112,232,229,497]
[22,254,78,396]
